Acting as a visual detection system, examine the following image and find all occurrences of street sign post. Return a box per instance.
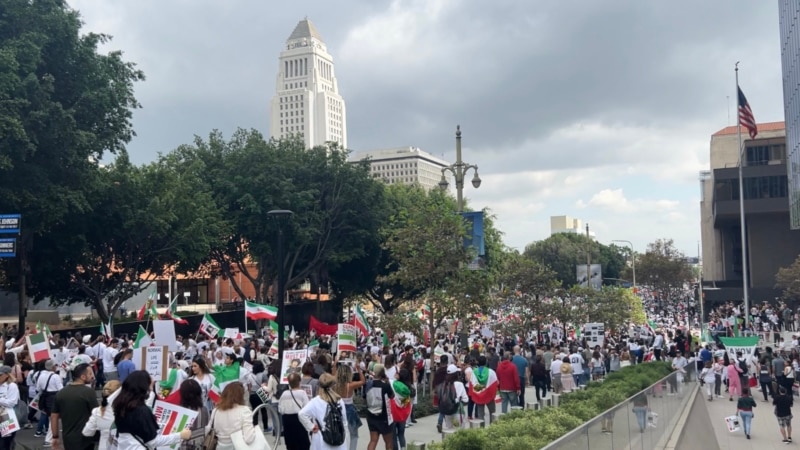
[0,238,16,258]
[0,214,21,234]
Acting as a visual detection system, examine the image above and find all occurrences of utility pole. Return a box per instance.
[586,223,591,288]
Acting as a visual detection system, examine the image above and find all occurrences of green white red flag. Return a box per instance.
[245,301,277,321]
[352,304,371,335]
[198,313,222,338]
[26,333,50,362]
[210,361,240,403]
[133,325,151,349]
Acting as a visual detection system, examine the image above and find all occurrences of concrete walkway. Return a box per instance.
[705,388,798,449]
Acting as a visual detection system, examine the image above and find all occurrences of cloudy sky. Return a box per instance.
[69,0,785,257]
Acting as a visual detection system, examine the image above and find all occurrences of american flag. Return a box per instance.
[738,86,758,139]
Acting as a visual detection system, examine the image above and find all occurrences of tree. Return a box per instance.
[27,152,226,321]
[173,131,386,304]
[523,233,626,288]
[380,188,495,386]
[498,252,560,336]
[0,0,144,329]
[636,239,693,318]
[776,254,800,302]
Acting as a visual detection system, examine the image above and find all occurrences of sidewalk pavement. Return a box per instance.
[706,387,797,449]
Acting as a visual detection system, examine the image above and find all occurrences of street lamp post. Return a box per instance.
[612,240,636,290]
[438,125,481,212]
[267,209,294,361]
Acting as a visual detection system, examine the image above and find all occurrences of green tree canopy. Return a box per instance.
[172,130,386,304]
[0,0,143,327]
[28,151,225,321]
[636,238,693,304]
[523,233,626,287]
[776,254,800,302]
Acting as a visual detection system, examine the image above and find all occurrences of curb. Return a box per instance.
[660,382,699,449]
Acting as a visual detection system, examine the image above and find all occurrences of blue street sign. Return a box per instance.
[0,238,16,258]
[0,214,20,234]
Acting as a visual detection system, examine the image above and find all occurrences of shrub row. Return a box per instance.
[429,362,673,450]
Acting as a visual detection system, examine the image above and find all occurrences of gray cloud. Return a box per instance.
[69,0,784,255]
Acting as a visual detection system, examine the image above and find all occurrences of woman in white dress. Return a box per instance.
[299,373,349,450]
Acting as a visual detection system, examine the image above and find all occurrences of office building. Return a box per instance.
[550,215,596,239]
[350,146,449,190]
[269,19,347,149]
[780,0,800,229]
[699,121,800,303]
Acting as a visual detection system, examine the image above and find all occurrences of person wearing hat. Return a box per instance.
[0,365,20,449]
[439,364,469,430]
[34,359,63,441]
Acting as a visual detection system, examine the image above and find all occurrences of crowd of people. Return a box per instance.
[0,292,797,449]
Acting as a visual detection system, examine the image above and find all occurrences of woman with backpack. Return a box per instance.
[364,364,394,450]
[333,362,364,450]
[299,373,349,450]
[438,364,469,431]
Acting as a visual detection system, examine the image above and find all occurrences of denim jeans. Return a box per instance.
[499,390,517,413]
[518,376,526,406]
[393,422,406,449]
[739,410,753,435]
[633,406,647,431]
[36,411,49,433]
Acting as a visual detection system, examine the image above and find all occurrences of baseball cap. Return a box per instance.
[447,364,459,374]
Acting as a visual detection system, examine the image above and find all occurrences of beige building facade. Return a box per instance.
[700,121,800,303]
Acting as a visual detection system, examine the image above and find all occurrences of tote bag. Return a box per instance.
[230,427,271,450]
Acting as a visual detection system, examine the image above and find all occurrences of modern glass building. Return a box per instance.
[779,0,800,229]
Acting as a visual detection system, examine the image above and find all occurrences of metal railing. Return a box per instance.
[542,371,696,450]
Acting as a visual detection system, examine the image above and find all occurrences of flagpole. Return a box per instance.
[735,61,751,329]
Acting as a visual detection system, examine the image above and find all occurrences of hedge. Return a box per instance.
[429,362,673,450]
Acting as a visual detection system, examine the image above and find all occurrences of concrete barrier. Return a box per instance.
[27,310,59,324]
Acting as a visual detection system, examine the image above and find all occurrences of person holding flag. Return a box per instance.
[390,368,415,450]
[468,355,498,425]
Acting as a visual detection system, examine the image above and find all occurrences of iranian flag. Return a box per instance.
[245,301,277,321]
[210,362,240,403]
[353,305,371,335]
[35,322,51,338]
[26,333,50,362]
[198,313,222,338]
[133,325,152,349]
[267,340,279,358]
[337,323,357,353]
[165,296,188,325]
[468,365,499,405]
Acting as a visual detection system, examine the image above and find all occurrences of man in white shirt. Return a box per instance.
[569,349,585,387]
[652,331,664,361]
[101,338,120,381]
[550,357,563,393]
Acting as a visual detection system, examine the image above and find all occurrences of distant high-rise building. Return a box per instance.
[780,1,800,228]
[349,146,449,190]
[550,215,595,239]
[269,19,347,150]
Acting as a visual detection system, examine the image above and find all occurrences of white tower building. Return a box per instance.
[269,19,347,150]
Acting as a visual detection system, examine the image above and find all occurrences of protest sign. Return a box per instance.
[153,320,179,352]
[337,323,357,353]
[223,328,241,340]
[153,400,198,448]
[0,407,19,436]
[280,349,307,384]
[137,346,168,381]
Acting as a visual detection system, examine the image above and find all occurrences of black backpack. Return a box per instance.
[436,382,459,415]
[319,401,346,446]
[739,359,749,375]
